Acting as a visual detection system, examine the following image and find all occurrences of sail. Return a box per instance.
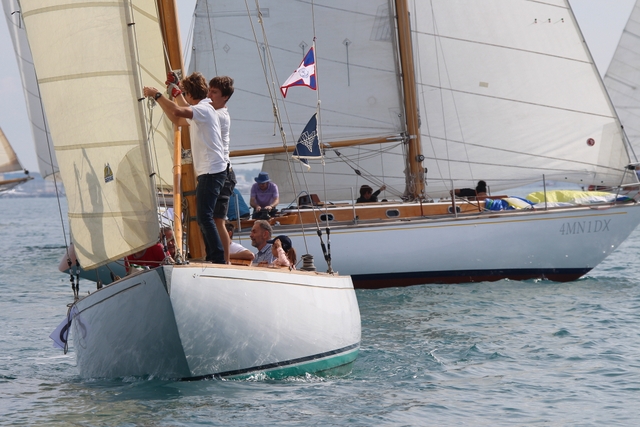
[0,127,24,173]
[604,1,640,157]
[20,0,174,269]
[414,0,636,197]
[2,0,58,179]
[188,0,407,202]
[189,0,636,202]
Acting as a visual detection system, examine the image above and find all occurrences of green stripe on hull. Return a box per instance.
[227,348,359,380]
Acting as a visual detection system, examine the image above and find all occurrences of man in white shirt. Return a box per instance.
[143,72,227,264]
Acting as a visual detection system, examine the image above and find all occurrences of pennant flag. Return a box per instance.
[280,47,316,98]
[293,114,322,169]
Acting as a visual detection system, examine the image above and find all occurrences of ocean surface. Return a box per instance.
[2,196,640,426]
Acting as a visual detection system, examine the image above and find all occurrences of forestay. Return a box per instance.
[20,0,174,269]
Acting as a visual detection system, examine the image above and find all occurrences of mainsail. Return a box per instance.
[189,0,636,202]
[19,0,174,269]
[604,1,640,157]
[188,0,407,201]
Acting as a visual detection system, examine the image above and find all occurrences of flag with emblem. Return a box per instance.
[280,47,316,98]
[293,114,322,169]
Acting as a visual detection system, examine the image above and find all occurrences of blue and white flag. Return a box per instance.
[280,47,316,98]
[293,114,322,170]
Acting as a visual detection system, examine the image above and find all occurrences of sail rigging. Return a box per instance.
[188,0,637,203]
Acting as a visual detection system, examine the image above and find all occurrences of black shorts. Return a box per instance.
[214,168,236,219]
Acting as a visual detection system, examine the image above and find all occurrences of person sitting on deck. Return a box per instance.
[356,184,386,203]
[268,235,297,269]
[452,180,488,199]
[124,243,169,274]
[250,172,279,219]
[225,222,255,263]
[250,219,276,266]
[227,188,251,221]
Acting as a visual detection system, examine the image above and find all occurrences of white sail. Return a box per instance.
[2,0,58,179]
[604,1,640,157]
[188,0,407,201]
[0,127,24,173]
[415,0,635,197]
[20,0,174,269]
[189,0,636,202]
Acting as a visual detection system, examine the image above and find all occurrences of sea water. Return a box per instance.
[2,197,640,426]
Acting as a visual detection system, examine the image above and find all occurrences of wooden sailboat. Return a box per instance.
[18,0,360,379]
[0,127,32,193]
[188,0,640,288]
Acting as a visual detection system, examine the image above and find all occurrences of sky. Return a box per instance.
[0,0,635,174]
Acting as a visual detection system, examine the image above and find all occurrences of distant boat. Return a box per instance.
[187,0,640,288]
[18,0,360,379]
[0,127,32,193]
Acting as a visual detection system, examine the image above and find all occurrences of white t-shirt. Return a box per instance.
[187,99,226,176]
[217,106,231,163]
[230,241,248,255]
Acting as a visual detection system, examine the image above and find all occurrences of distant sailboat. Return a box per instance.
[188,0,640,288]
[0,127,32,193]
[18,0,360,379]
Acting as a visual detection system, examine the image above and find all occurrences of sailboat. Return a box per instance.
[0,127,32,193]
[17,0,360,379]
[186,0,640,289]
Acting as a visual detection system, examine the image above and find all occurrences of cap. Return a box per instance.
[267,235,292,252]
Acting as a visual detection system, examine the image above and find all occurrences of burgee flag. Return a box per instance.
[293,114,322,169]
[280,47,316,98]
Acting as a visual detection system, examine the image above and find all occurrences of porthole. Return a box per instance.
[386,209,400,218]
[448,206,461,214]
[320,214,334,221]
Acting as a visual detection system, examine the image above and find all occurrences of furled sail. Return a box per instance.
[188,0,407,202]
[20,0,174,269]
[2,0,58,179]
[0,127,24,174]
[604,1,640,157]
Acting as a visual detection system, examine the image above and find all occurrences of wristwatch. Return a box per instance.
[154,92,162,101]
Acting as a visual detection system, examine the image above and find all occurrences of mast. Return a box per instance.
[395,0,425,200]
[156,0,205,260]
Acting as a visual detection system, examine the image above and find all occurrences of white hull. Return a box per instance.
[264,203,640,288]
[70,264,360,379]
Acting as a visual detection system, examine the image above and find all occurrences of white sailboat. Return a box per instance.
[0,127,32,193]
[18,0,360,379]
[187,0,640,288]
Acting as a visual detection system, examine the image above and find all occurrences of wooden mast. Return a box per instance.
[156,0,205,260]
[395,0,425,200]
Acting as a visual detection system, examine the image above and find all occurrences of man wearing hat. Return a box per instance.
[250,172,279,219]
